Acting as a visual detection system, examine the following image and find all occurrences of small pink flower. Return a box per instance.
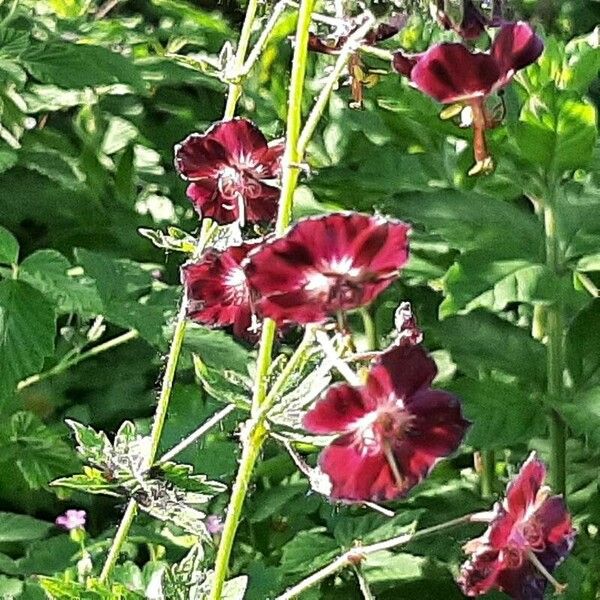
[458,453,575,599]
[206,514,224,535]
[303,345,468,502]
[55,509,87,531]
[175,118,284,225]
[245,213,410,326]
[182,242,258,341]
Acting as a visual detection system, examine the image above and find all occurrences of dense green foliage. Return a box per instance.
[1,0,600,598]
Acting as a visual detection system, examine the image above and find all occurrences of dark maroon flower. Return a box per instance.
[435,0,488,40]
[392,22,543,173]
[303,345,468,502]
[182,242,257,340]
[245,213,410,326]
[459,453,575,599]
[175,118,284,225]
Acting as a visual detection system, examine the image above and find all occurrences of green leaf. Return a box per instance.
[193,356,251,410]
[0,280,56,397]
[448,378,544,449]
[279,529,340,577]
[0,512,52,542]
[248,482,308,523]
[558,385,600,447]
[0,226,18,265]
[19,250,103,315]
[0,412,78,489]
[363,552,426,585]
[0,145,18,175]
[383,191,542,255]
[51,470,122,497]
[441,252,564,317]
[433,310,546,388]
[39,576,143,599]
[184,325,253,372]
[514,93,597,174]
[75,249,176,345]
[21,42,147,93]
[566,299,600,388]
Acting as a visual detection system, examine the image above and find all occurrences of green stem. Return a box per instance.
[360,307,378,352]
[209,0,314,596]
[543,202,567,496]
[223,0,261,118]
[99,300,189,582]
[276,514,477,600]
[480,449,495,500]
[17,329,139,391]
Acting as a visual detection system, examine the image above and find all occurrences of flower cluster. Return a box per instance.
[392,20,543,173]
[182,211,410,338]
[459,454,575,599]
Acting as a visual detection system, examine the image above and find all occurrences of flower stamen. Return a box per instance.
[527,551,568,595]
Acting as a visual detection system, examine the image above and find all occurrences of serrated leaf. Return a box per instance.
[0,280,56,398]
[19,249,102,315]
[22,42,147,93]
[566,299,600,388]
[441,253,565,317]
[185,325,253,373]
[447,378,544,449]
[279,529,340,577]
[363,552,425,584]
[51,471,122,497]
[433,310,546,388]
[0,512,52,542]
[0,226,18,264]
[39,576,143,599]
[558,386,600,447]
[0,411,78,489]
[193,356,252,410]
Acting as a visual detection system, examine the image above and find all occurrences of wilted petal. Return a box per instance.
[535,495,575,549]
[491,22,544,85]
[459,548,503,596]
[411,43,500,103]
[391,50,421,77]
[495,562,547,600]
[303,383,372,434]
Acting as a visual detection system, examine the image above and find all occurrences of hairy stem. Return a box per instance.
[276,514,477,600]
[544,202,567,496]
[18,329,139,391]
[99,9,255,571]
[480,449,496,499]
[360,307,378,352]
[209,0,315,596]
[99,299,189,582]
[223,0,261,118]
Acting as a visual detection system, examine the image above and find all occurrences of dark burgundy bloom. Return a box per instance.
[175,118,284,225]
[303,345,468,502]
[245,213,410,326]
[392,22,543,172]
[182,242,257,340]
[435,0,488,40]
[459,454,575,599]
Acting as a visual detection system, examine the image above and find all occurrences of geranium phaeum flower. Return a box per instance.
[392,22,543,173]
[244,213,410,326]
[175,118,284,225]
[303,345,468,502]
[182,242,257,340]
[459,453,575,599]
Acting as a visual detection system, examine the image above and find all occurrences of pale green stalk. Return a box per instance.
[208,1,315,596]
